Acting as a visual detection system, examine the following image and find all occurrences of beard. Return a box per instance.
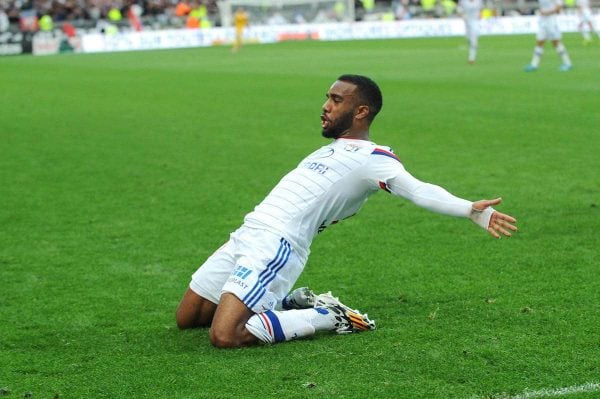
[321,110,354,139]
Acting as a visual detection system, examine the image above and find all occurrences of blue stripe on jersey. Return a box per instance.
[244,238,292,309]
[264,310,286,343]
[371,148,400,162]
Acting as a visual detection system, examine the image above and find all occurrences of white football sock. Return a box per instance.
[246,308,336,344]
[468,36,477,63]
[555,43,571,66]
[468,46,477,63]
[531,45,543,67]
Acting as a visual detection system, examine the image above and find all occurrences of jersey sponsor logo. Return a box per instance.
[302,161,329,175]
[372,148,400,162]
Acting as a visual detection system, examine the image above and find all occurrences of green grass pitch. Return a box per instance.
[1,34,599,399]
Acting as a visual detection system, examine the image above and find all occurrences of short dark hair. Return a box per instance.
[337,74,383,122]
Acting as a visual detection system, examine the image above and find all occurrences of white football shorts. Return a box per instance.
[579,8,592,23]
[189,226,307,314]
[465,19,480,43]
[537,15,562,41]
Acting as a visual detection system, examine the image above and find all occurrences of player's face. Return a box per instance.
[321,81,358,139]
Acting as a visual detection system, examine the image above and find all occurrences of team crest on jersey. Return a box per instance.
[344,143,361,152]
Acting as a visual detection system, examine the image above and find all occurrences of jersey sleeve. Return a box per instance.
[369,147,473,218]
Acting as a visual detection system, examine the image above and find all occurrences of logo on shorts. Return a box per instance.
[233,265,252,280]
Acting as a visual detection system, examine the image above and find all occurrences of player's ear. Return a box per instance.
[354,105,370,121]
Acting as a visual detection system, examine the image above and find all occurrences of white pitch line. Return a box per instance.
[465,382,600,399]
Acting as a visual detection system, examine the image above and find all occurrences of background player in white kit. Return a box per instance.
[524,0,573,71]
[577,0,599,44]
[175,75,517,348]
[457,0,483,64]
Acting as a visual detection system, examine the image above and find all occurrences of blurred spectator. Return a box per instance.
[333,0,345,20]
[38,12,52,29]
[360,0,375,14]
[393,0,412,20]
[313,8,336,23]
[19,8,38,31]
[441,0,456,15]
[107,5,121,22]
[0,0,578,34]
[266,10,287,25]
[186,0,208,28]
[0,9,9,30]
[420,0,436,17]
[175,0,191,17]
[127,2,142,30]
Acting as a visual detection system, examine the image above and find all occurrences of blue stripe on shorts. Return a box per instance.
[244,238,292,309]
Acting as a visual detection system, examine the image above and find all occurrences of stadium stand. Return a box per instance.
[0,0,598,34]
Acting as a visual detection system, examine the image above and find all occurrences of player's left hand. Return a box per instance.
[472,198,518,238]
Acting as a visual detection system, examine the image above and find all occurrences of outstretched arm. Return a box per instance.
[471,198,517,238]
[384,166,517,238]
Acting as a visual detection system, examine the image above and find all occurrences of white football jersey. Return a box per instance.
[538,0,562,14]
[458,0,482,20]
[244,138,473,253]
[576,0,589,8]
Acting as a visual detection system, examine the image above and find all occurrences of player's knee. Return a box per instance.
[209,327,240,348]
[175,304,207,329]
[175,308,194,329]
[175,291,216,329]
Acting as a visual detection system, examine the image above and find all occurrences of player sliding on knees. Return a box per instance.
[175,75,518,348]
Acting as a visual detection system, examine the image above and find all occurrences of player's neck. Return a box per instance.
[339,129,370,141]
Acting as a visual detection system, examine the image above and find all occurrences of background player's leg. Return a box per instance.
[468,33,478,64]
[581,21,592,43]
[530,40,544,68]
[552,40,572,70]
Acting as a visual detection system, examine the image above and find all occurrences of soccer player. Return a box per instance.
[175,75,518,348]
[457,0,482,65]
[577,0,599,44]
[524,0,572,72]
[232,7,248,52]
